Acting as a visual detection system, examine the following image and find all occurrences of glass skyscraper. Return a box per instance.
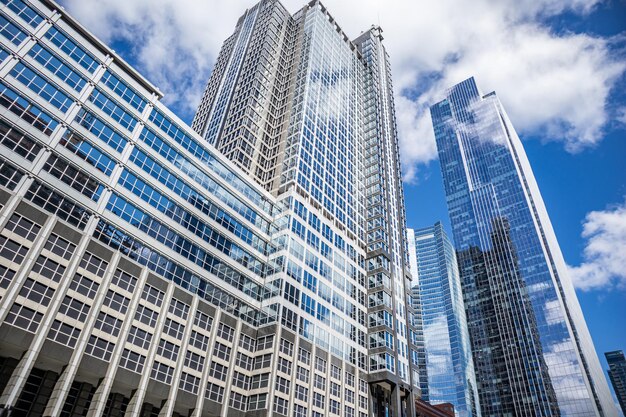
[0,0,419,416]
[430,77,617,417]
[407,223,480,417]
[193,1,420,415]
[605,351,626,415]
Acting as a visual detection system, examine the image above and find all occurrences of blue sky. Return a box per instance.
[61,0,626,408]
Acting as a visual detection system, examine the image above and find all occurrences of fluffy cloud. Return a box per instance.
[59,0,626,181]
[569,198,626,291]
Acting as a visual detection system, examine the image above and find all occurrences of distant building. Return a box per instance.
[415,399,455,417]
[606,351,626,414]
[430,77,618,416]
[407,223,480,417]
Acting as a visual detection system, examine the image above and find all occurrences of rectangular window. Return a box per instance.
[119,348,145,373]
[10,62,73,112]
[93,311,122,337]
[44,26,98,72]
[0,120,42,161]
[28,43,86,91]
[0,81,58,135]
[150,361,174,384]
[43,154,103,201]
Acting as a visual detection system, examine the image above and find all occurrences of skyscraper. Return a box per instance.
[0,0,419,416]
[430,77,618,417]
[193,1,419,415]
[606,351,626,414]
[407,223,480,417]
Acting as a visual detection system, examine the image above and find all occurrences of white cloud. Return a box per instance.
[59,0,626,181]
[569,198,626,291]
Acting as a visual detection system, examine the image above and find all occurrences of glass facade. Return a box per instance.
[431,77,617,417]
[407,223,480,417]
[605,351,626,415]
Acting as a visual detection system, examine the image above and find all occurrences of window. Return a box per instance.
[68,273,99,299]
[343,388,354,403]
[0,158,24,190]
[0,236,28,264]
[0,15,27,45]
[256,334,274,350]
[298,347,311,365]
[58,296,91,322]
[134,304,158,327]
[295,385,308,402]
[236,352,253,371]
[296,366,309,383]
[315,356,326,372]
[330,382,340,397]
[79,252,108,277]
[255,354,272,370]
[93,311,122,337]
[0,264,16,289]
[313,392,325,409]
[232,371,250,390]
[0,121,42,161]
[248,394,267,410]
[100,70,147,112]
[189,330,208,351]
[276,376,290,393]
[119,348,145,373]
[29,256,64,283]
[162,318,184,339]
[141,284,164,306]
[294,404,307,417]
[10,62,73,112]
[206,382,224,403]
[26,182,91,229]
[156,339,179,361]
[5,302,43,332]
[27,43,86,91]
[251,373,269,390]
[279,338,294,356]
[43,234,74,261]
[44,154,105,200]
[277,357,292,374]
[47,319,80,348]
[168,298,189,320]
[213,342,231,361]
[184,350,205,372]
[59,130,115,175]
[102,290,129,315]
[126,326,152,350]
[273,396,288,416]
[330,400,340,415]
[229,391,247,411]
[194,310,212,332]
[88,88,137,131]
[179,372,200,395]
[314,374,326,390]
[18,278,54,306]
[84,335,115,361]
[216,323,234,342]
[331,364,341,380]
[150,361,174,384]
[111,269,137,292]
[0,81,58,135]
[238,333,255,351]
[208,362,228,381]
[44,26,98,72]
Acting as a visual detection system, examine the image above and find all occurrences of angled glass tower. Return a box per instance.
[430,77,617,417]
[407,223,480,417]
[0,0,419,416]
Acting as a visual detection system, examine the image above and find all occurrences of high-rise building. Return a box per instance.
[606,351,626,414]
[0,0,419,416]
[430,77,618,417]
[193,0,419,415]
[407,223,480,417]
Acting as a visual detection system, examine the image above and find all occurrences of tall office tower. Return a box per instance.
[407,223,480,417]
[430,77,617,417]
[606,351,626,414]
[0,2,419,417]
[193,1,420,416]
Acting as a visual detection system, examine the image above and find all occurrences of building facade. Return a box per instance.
[430,77,618,417]
[0,0,419,417]
[407,223,480,417]
[605,351,626,414]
